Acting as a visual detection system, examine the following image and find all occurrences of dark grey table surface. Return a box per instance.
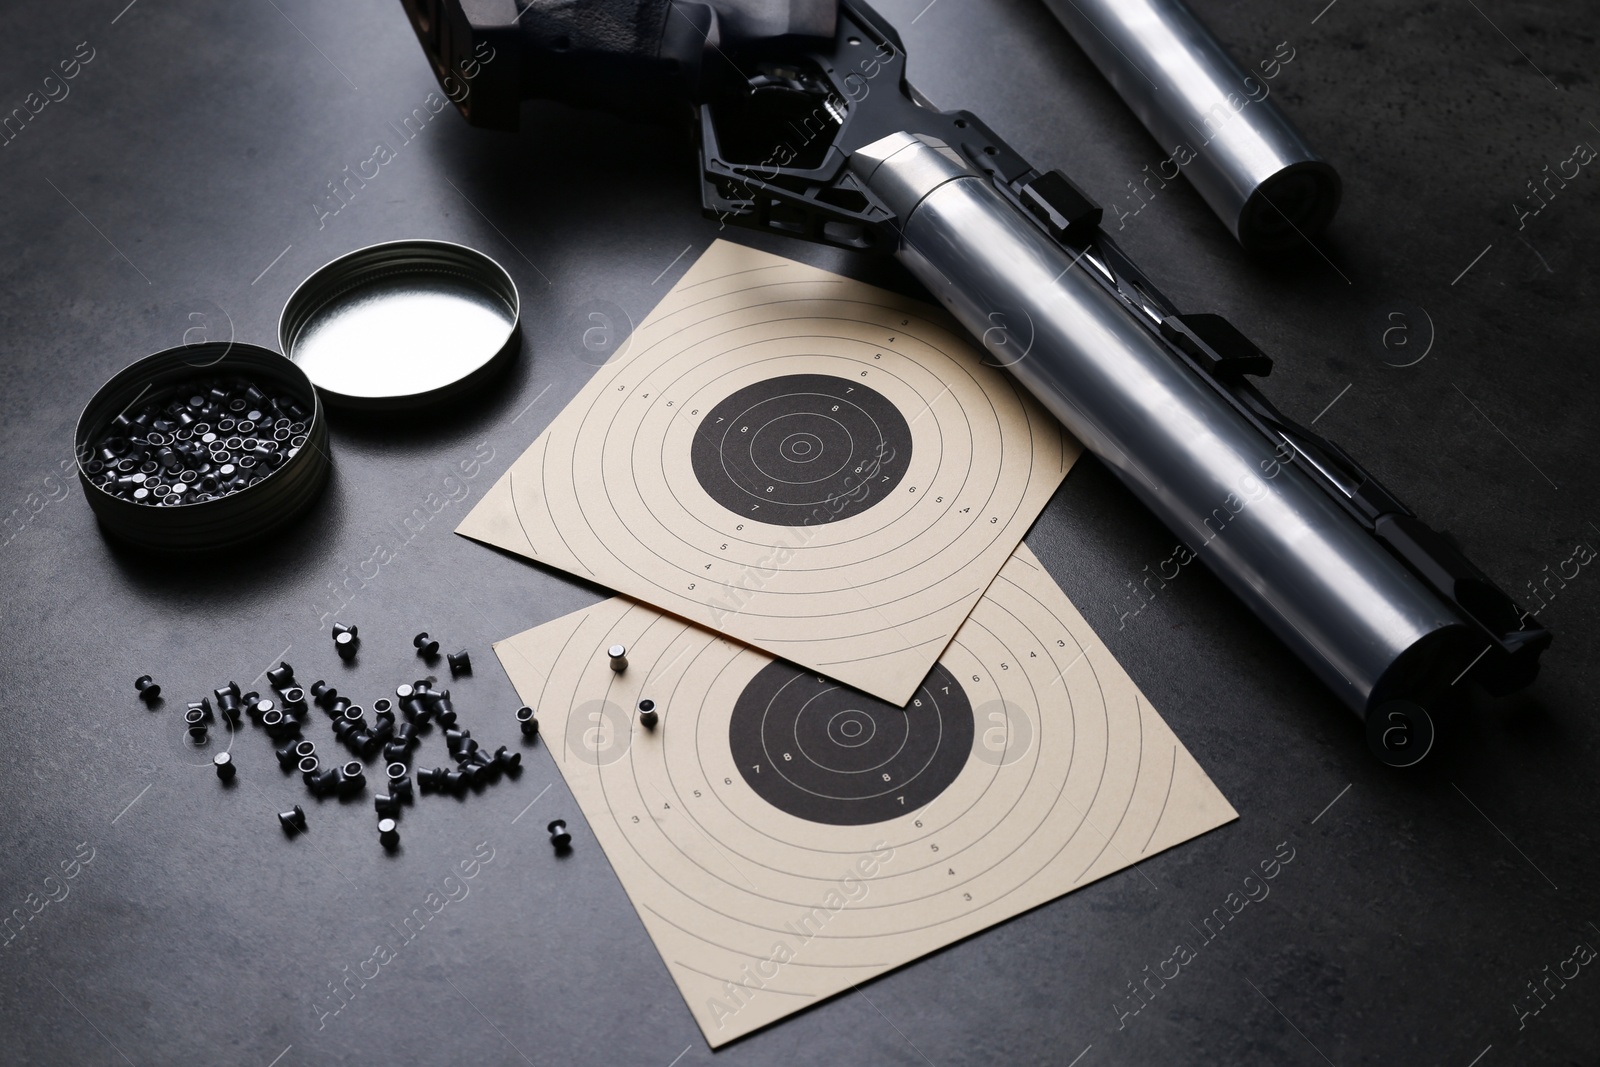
[2,1,1597,1064]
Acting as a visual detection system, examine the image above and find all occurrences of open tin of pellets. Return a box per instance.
[76,342,331,552]
[279,239,521,410]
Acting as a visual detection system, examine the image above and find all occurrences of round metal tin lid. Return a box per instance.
[280,239,521,410]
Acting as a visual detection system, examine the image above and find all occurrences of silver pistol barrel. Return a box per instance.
[851,133,1467,720]
[1039,0,1340,251]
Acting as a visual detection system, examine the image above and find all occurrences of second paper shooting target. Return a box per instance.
[494,546,1238,1048]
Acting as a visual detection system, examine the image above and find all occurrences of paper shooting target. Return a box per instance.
[459,240,1076,706]
[494,546,1237,1047]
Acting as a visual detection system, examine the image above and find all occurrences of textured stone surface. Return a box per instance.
[0,0,1594,1063]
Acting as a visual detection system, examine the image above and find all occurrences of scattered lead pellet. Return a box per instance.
[516,705,539,739]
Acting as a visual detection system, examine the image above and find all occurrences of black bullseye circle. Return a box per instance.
[728,660,973,826]
[691,373,912,526]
